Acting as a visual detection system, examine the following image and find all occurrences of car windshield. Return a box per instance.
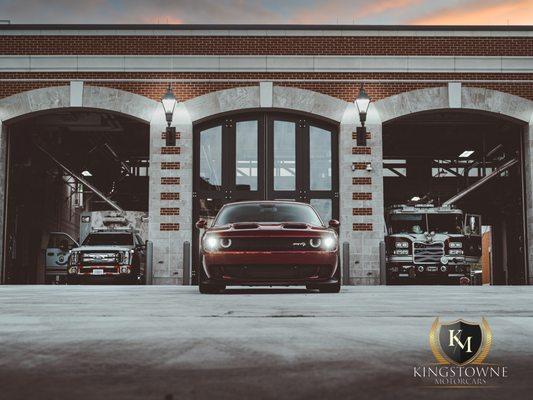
[389,214,427,234]
[427,214,463,234]
[215,203,323,226]
[82,233,133,246]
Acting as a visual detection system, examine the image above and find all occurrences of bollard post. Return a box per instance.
[379,241,387,285]
[183,241,191,285]
[342,242,350,285]
[145,240,153,285]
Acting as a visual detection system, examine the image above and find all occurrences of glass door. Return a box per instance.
[266,115,338,222]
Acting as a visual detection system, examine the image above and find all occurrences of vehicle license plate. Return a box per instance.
[92,269,104,275]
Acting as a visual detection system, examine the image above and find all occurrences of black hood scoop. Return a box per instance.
[232,222,260,229]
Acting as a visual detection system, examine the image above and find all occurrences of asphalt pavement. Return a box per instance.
[0,285,531,400]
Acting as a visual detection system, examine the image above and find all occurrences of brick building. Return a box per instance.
[0,24,532,285]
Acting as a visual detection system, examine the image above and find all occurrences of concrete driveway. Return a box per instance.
[0,285,531,400]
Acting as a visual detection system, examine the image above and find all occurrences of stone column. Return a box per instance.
[148,103,193,285]
[339,104,385,285]
[525,121,533,285]
[0,122,6,283]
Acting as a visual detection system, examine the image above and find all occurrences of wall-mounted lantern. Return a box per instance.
[354,83,371,147]
[161,84,178,146]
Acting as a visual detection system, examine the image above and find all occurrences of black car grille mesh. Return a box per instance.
[226,237,321,251]
[213,265,331,280]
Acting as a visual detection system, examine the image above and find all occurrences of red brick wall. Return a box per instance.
[0,35,531,56]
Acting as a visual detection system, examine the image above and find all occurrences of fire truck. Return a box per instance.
[384,155,519,284]
[385,204,481,283]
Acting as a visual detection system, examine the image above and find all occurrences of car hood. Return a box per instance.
[71,245,134,252]
[206,222,333,236]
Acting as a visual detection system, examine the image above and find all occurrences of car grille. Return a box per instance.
[81,252,120,264]
[225,237,322,251]
[413,242,444,264]
[212,265,331,280]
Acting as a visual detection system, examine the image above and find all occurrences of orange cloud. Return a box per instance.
[140,15,184,24]
[410,0,533,25]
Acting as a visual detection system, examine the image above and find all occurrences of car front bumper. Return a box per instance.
[202,250,338,285]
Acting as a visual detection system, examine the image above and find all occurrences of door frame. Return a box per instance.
[192,110,340,281]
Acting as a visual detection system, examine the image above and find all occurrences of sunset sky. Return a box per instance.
[0,0,531,25]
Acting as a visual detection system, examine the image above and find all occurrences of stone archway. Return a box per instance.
[373,85,533,284]
[181,85,382,285]
[0,85,163,283]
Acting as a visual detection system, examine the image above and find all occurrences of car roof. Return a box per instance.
[222,200,312,206]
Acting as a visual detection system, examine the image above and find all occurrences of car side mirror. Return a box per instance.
[328,219,340,228]
[196,219,208,229]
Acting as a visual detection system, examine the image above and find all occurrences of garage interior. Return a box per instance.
[2,109,149,284]
[383,109,528,285]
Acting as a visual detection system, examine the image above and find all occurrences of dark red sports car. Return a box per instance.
[196,201,340,293]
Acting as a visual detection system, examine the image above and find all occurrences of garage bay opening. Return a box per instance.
[2,109,149,284]
[383,110,527,285]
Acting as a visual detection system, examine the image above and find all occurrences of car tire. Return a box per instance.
[317,281,341,293]
[198,257,225,294]
[199,280,225,294]
[315,265,341,293]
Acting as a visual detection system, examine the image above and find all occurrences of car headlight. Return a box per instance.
[309,238,322,248]
[449,249,464,255]
[220,238,232,249]
[203,235,219,252]
[395,241,409,249]
[449,242,463,248]
[322,235,336,250]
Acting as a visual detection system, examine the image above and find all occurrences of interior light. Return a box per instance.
[459,150,474,158]
[81,170,92,177]
[411,196,421,202]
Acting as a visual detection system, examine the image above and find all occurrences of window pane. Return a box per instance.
[199,126,222,190]
[236,120,258,191]
[310,126,332,190]
[274,120,296,191]
[310,199,332,223]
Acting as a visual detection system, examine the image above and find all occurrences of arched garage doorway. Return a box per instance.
[0,86,158,284]
[376,86,531,285]
[3,109,150,284]
[192,110,339,281]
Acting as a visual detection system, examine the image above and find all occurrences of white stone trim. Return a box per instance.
[1,29,532,37]
[0,55,531,74]
[69,81,83,107]
[375,86,533,123]
[259,81,273,108]
[183,85,349,123]
[0,85,159,123]
[448,82,462,108]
